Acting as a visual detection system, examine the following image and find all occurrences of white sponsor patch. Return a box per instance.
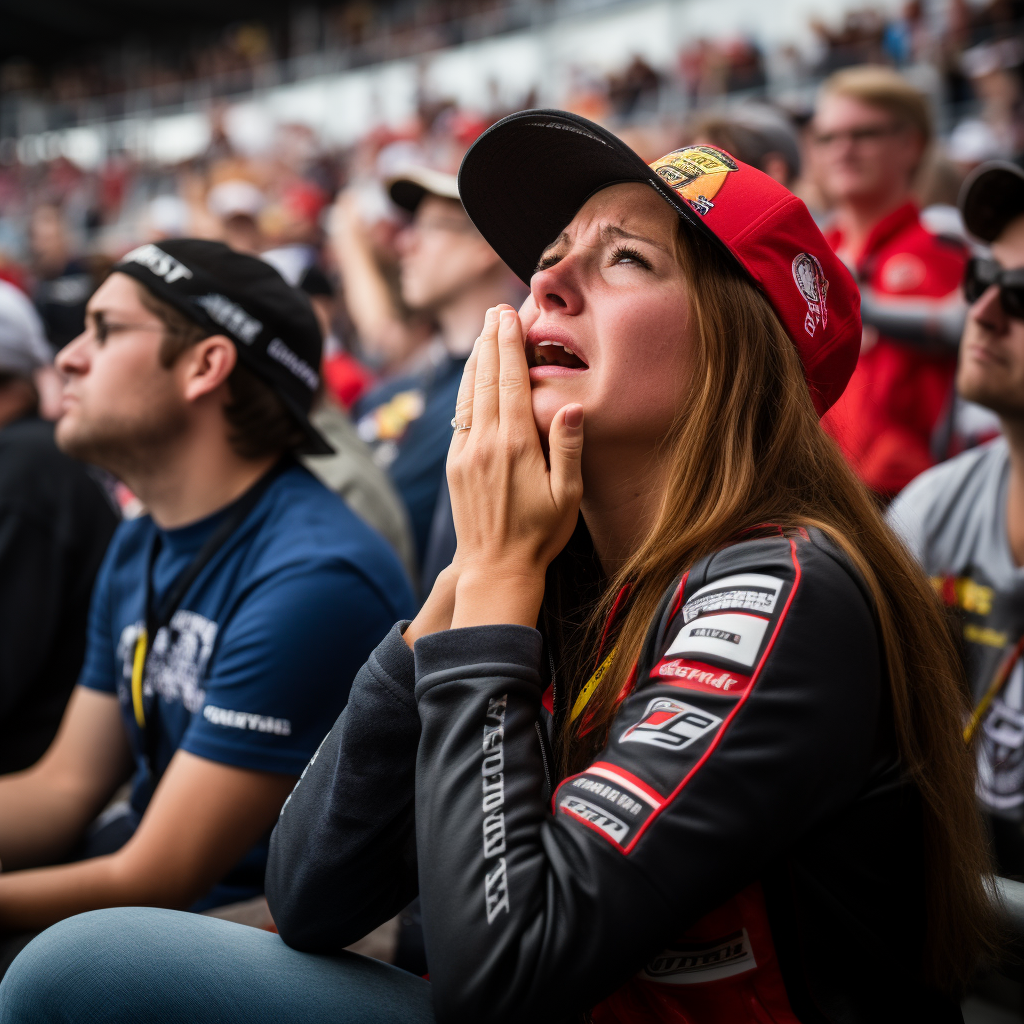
[619,697,722,752]
[120,243,194,284]
[560,796,631,843]
[682,573,783,623]
[666,612,770,668]
[641,929,757,985]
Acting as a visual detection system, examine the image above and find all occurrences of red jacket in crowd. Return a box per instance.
[821,202,967,497]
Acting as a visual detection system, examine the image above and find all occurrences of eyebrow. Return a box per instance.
[539,223,671,261]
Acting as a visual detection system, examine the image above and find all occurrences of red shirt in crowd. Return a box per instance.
[821,201,967,497]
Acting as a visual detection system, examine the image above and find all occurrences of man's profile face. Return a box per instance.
[54,273,189,471]
[398,195,499,312]
[811,93,922,206]
[957,215,1024,418]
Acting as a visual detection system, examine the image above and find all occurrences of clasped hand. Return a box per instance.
[406,305,584,641]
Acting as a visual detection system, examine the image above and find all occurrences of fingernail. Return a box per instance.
[500,309,515,324]
[564,405,584,430]
[485,307,498,322]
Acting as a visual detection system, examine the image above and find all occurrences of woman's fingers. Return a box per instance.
[449,328,484,455]
[496,308,535,433]
[471,305,503,430]
[547,404,585,513]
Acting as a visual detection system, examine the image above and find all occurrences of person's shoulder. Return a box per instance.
[890,439,1005,529]
[874,207,967,295]
[0,418,114,517]
[249,464,411,587]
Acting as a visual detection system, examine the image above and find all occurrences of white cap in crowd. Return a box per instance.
[0,280,52,377]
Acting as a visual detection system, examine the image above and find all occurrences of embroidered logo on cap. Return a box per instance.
[648,146,738,216]
[792,253,829,337]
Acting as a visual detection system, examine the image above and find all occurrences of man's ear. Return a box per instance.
[179,335,238,403]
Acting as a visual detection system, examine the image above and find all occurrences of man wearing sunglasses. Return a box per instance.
[888,160,1024,875]
[811,65,969,499]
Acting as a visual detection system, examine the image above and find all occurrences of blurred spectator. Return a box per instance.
[206,180,265,255]
[888,160,1024,875]
[0,280,117,776]
[29,205,96,350]
[814,65,969,499]
[347,166,522,568]
[0,241,414,972]
[689,104,802,186]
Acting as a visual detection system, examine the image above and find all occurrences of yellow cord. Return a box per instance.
[571,646,618,723]
[131,629,148,728]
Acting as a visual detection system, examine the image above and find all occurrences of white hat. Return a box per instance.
[207,179,265,220]
[0,280,52,377]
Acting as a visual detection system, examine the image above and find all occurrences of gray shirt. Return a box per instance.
[888,437,1024,818]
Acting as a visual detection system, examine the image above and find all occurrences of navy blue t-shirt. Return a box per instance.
[79,462,414,907]
[355,352,466,566]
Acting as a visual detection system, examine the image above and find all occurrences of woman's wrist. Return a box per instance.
[450,564,546,629]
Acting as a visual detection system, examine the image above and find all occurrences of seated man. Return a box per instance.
[0,280,118,774]
[346,167,522,569]
[0,241,415,969]
[888,160,1024,873]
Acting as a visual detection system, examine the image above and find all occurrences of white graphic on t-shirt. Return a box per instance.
[116,610,219,714]
[979,660,1024,811]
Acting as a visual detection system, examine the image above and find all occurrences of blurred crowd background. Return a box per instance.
[0,0,1021,383]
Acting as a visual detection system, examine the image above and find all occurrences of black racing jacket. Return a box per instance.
[266,529,961,1023]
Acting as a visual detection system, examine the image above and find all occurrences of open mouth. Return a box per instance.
[526,340,588,370]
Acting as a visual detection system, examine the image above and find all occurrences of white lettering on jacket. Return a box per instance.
[481,693,510,922]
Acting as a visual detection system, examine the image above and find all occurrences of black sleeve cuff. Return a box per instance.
[413,625,543,697]
[366,620,417,708]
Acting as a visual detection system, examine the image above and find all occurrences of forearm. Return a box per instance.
[333,229,413,362]
[0,770,100,870]
[0,852,189,931]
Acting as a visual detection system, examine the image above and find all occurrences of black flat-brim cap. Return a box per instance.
[113,239,333,455]
[960,160,1024,243]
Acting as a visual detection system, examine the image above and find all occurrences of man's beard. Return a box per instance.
[56,398,189,481]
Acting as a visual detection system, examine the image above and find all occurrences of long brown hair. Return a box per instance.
[552,221,996,990]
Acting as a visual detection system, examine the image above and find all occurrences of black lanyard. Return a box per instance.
[129,458,290,774]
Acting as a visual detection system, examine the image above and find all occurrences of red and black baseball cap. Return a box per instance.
[113,239,332,455]
[458,110,862,416]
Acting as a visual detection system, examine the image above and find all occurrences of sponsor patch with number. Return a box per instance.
[619,697,722,751]
[558,763,664,850]
[641,929,757,985]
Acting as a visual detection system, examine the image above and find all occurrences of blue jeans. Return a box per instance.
[0,908,435,1024]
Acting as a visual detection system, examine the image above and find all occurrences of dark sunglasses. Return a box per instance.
[964,257,1024,320]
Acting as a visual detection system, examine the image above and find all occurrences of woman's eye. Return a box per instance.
[535,253,563,273]
[610,246,652,269]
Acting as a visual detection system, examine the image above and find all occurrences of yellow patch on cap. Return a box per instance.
[648,146,738,215]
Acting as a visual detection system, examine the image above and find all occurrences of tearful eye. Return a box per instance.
[610,245,652,270]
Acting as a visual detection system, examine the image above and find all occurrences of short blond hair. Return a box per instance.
[819,65,933,146]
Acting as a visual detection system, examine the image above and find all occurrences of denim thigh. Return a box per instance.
[0,907,434,1024]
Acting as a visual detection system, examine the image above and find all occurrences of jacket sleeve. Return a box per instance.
[266,622,419,951]
[412,536,884,1023]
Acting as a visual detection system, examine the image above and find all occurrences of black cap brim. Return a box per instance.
[960,160,1024,243]
[457,109,721,285]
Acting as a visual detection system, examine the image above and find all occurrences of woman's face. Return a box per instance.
[519,182,694,450]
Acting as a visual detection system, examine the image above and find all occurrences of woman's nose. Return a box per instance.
[530,264,582,315]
